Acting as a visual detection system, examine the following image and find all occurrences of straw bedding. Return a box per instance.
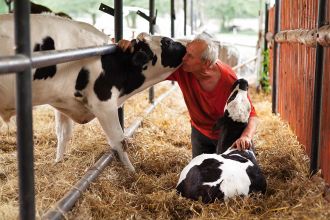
[0,81,329,219]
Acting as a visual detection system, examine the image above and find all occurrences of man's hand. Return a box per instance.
[117,39,132,52]
[231,135,252,151]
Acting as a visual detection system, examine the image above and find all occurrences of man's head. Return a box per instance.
[182,34,218,73]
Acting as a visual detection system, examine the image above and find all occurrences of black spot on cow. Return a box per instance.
[94,44,148,101]
[74,91,83,97]
[33,36,57,80]
[75,68,90,91]
[227,90,238,104]
[222,153,248,163]
[246,165,267,194]
[213,115,247,153]
[197,158,223,182]
[33,43,41,52]
[237,78,249,91]
[176,158,224,203]
[152,55,157,66]
[161,37,186,68]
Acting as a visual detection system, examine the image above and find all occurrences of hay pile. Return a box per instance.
[0,82,329,219]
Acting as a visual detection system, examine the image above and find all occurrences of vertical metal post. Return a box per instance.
[310,0,326,175]
[14,0,36,219]
[148,0,155,104]
[272,0,280,114]
[114,0,124,129]
[190,0,194,34]
[149,0,155,34]
[264,2,269,50]
[171,0,175,38]
[183,0,187,35]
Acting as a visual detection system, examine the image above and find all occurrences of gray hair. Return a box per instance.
[194,33,219,65]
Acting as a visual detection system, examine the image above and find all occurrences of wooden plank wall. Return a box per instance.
[320,0,330,184]
[278,0,318,156]
[268,0,330,184]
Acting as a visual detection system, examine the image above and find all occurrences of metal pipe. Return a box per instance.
[183,0,187,35]
[232,56,258,71]
[125,84,178,138]
[42,152,115,220]
[272,0,281,114]
[190,0,194,34]
[149,0,155,34]
[264,2,269,50]
[14,0,35,219]
[149,0,155,104]
[114,0,123,42]
[171,0,175,38]
[114,0,124,129]
[0,54,30,74]
[0,45,117,74]
[310,0,326,175]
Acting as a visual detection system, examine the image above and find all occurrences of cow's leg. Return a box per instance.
[93,105,135,172]
[54,109,74,162]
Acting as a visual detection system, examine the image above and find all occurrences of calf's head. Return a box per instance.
[213,78,251,153]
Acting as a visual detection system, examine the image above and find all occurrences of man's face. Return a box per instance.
[182,40,207,73]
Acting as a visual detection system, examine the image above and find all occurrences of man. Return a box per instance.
[118,34,257,158]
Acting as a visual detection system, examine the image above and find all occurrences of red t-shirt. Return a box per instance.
[167,60,257,140]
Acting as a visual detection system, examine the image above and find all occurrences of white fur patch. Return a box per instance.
[225,88,251,123]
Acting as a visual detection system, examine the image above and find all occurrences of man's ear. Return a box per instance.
[203,59,212,67]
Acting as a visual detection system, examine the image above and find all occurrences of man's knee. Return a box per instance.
[191,126,217,158]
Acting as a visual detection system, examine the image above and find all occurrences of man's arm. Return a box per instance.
[231,116,258,150]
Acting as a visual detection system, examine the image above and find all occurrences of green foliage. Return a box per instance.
[202,0,261,29]
[32,0,105,16]
[0,0,9,13]
[259,49,271,93]
[31,0,170,16]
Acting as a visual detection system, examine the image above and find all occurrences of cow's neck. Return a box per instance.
[117,69,175,106]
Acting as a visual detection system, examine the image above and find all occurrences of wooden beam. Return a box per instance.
[317,25,330,47]
[273,25,330,47]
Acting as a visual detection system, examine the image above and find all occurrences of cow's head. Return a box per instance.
[95,33,186,101]
[131,32,186,75]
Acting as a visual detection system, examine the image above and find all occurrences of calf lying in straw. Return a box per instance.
[176,79,267,203]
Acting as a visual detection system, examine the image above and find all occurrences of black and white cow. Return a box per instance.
[176,79,267,203]
[0,14,186,172]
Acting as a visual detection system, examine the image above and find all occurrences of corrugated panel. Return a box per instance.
[267,0,330,184]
